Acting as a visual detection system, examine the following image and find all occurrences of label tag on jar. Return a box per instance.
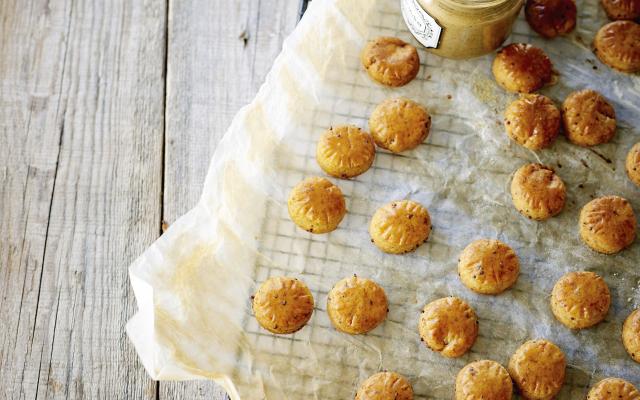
[401,0,442,48]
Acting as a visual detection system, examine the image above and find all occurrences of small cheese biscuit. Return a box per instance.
[511,163,566,220]
[623,308,640,363]
[455,360,513,400]
[369,200,431,254]
[594,21,640,73]
[492,43,554,93]
[287,176,346,234]
[327,276,388,334]
[551,271,611,329]
[458,239,520,295]
[601,0,640,20]
[504,94,560,150]
[562,89,616,147]
[579,195,636,254]
[252,277,314,334]
[361,37,420,87]
[587,378,640,400]
[508,339,566,400]
[316,125,375,179]
[626,142,640,187]
[525,0,577,38]
[369,98,431,153]
[419,297,478,358]
[355,371,414,400]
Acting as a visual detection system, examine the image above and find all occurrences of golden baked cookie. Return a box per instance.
[594,21,640,73]
[511,163,566,220]
[458,239,520,295]
[508,339,566,400]
[492,43,554,93]
[623,308,640,363]
[587,378,640,400]
[316,125,375,179]
[455,360,513,400]
[361,37,420,87]
[579,195,636,254]
[369,200,431,254]
[355,371,414,400]
[419,297,478,358]
[525,0,577,38]
[504,94,560,150]
[369,97,431,153]
[601,0,640,20]
[562,89,616,147]
[327,276,388,335]
[626,142,640,187]
[252,277,314,334]
[287,176,346,234]
[550,271,611,329]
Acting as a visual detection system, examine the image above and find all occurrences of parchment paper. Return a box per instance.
[126,0,640,398]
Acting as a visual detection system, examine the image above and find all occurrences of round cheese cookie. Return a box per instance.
[369,200,431,254]
[504,94,560,150]
[623,308,640,363]
[361,37,420,87]
[601,0,640,20]
[369,97,431,153]
[419,297,479,358]
[562,89,616,147]
[316,125,375,179]
[579,195,636,254]
[525,0,577,38]
[492,43,554,93]
[594,21,640,73]
[626,142,640,187]
[252,277,314,334]
[511,163,566,220]
[587,378,640,400]
[455,360,513,400]
[287,176,346,234]
[458,239,520,295]
[508,339,566,400]
[355,371,414,400]
[327,275,388,334]
[550,271,611,329]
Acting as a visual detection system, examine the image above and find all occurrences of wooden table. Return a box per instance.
[1,0,309,398]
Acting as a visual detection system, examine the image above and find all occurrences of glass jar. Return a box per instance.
[401,0,524,59]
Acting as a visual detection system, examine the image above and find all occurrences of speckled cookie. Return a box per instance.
[623,309,640,363]
[458,239,520,295]
[455,360,513,400]
[508,339,566,400]
[369,200,431,254]
[579,195,636,254]
[594,21,640,73]
[504,94,560,150]
[369,97,431,153]
[252,277,314,334]
[316,125,375,179]
[601,0,640,20]
[626,142,640,187]
[355,371,414,400]
[361,37,420,87]
[550,271,611,329]
[525,0,577,38]
[419,297,478,358]
[287,176,346,234]
[327,275,388,335]
[492,43,554,93]
[562,89,616,147]
[511,163,566,220]
[587,378,640,400]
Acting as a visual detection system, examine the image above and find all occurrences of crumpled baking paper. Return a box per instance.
[127,0,640,398]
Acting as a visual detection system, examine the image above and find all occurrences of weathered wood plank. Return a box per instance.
[160,0,304,398]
